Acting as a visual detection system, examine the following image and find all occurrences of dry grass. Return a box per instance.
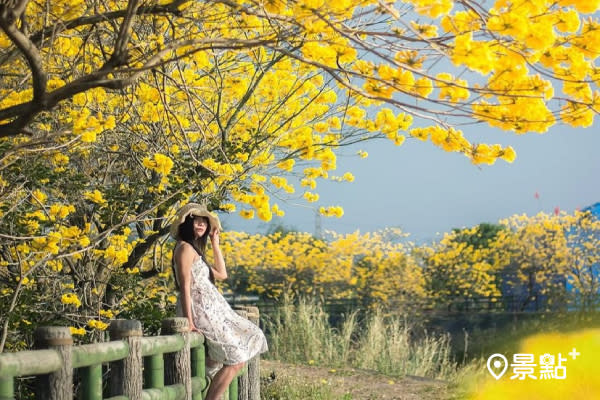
[264,298,463,380]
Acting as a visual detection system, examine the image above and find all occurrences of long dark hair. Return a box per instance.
[172,215,215,290]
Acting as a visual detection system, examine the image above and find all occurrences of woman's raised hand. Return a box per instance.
[209,227,220,246]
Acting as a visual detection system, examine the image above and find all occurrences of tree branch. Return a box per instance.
[107,0,141,68]
[0,34,277,137]
[125,225,171,278]
[0,0,28,25]
[0,2,46,102]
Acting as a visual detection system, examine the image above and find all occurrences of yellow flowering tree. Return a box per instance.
[494,213,572,311]
[560,210,600,312]
[417,215,600,312]
[418,224,507,309]
[219,228,427,309]
[2,0,600,349]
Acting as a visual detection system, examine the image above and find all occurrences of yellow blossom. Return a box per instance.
[61,293,82,308]
[304,192,319,202]
[240,210,255,219]
[31,189,47,204]
[88,319,109,330]
[99,309,114,319]
[69,327,86,336]
[84,190,107,205]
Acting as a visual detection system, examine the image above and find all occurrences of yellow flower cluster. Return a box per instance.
[270,176,295,193]
[87,319,109,331]
[15,276,32,286]
[303,192,319,202]
[142,153,174,176]
[31,189,47,204]
[374,109,413,142]
[31,232,62,255]
[319,206,344,218]
[83,190,107,206]
[277,159,295,172]
[61,293,82,308]
[450,33,495,75]
[436,73,469,103]
[441,10,481,34]
[240,209,255,219]
[99,227,134,267]
[203,159,244,186]
[71,108,116,143]
[99,309,114,319]
[221,203,236,212]
[69,326,86,336]
[424,231,503,300]
[51,153,69,172]
[271,204,285,217]
[142,153,175,192]
[409,0,454,18]
[471,144,517,165]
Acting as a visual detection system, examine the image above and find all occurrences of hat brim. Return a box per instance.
[169,203,222,240]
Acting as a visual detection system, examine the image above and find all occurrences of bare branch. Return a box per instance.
[0,0,190,64]
[0,0,28,25]
[0,0,46,104]
[107,0,141,68]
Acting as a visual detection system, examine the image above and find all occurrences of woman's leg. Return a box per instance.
[206,358,223,379]
[204,362,245,400]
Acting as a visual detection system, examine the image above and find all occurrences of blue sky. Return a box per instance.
[221,122,600,243]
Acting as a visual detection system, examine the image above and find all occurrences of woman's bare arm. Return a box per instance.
[174,242,199,331]
[209,228,227,280]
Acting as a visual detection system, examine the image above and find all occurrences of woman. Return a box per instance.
[170,202,268,400]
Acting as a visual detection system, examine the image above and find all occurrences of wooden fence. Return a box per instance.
[0,307,262,400]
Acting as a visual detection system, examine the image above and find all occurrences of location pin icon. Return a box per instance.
[487,353,508,380]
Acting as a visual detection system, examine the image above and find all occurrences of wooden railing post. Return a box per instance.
[233,308,249,400]
[34,326,73,400]
[108,319,143,400]
[245,306,261,400]
[162,317,192,400]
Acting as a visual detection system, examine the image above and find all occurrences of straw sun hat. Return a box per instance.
[169,203,222,240]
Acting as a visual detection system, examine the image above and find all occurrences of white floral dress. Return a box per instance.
[175,255,268,365]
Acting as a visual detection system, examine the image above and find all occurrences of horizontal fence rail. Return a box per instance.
[0,306,262,400]
[229,294,600,316]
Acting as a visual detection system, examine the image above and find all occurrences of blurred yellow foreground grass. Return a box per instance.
[465,328,600,399]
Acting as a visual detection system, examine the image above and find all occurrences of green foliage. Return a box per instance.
[264,222,300,236]
[452,223,506,250]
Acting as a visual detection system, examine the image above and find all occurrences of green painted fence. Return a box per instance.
[0,308,262,400]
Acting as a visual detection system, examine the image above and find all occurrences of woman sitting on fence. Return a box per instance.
[170,202,268,400]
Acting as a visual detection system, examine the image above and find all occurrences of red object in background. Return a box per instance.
[554,206,560,215]
[534,191,540,200]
